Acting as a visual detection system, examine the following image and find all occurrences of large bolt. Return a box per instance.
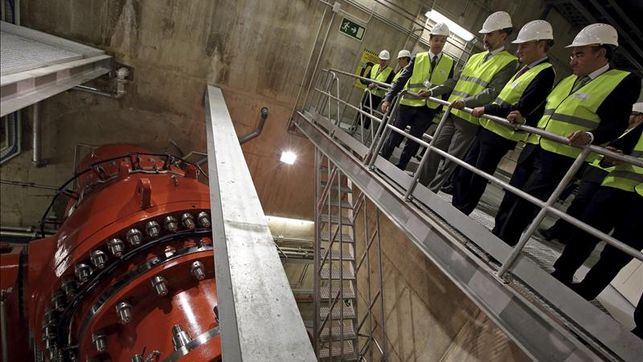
[44,306,58,324]
[107,238,125,257]
[171,324,191,350]
[150,275,168,296]
[145,221,160,238]
[42,323,56,339]
[92,332,107,352]
[197,211,211,228]
[131,354,144,362]
[115,301,133,324]
[126,228,143,246]
[61,278,77,298]
[90,249,108,269]
[42,332,56,348]
[164,215,178,232]
[190,261,206,281]
[50,291,65,312]
[181,213,195,230]
[75,263,93,283]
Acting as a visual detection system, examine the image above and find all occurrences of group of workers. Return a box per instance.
[359,11,642,339]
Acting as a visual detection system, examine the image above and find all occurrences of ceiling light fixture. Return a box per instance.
[425,9,475,42]
[280,150,297,165]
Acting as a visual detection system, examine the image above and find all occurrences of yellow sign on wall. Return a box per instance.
[354,49,380,90]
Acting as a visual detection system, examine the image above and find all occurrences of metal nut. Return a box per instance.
[150,275,168,296]
[90,249,108,269]
[126,228,143,245]
[107,238,125,257]
[197,211,211,228]
[164,215,178,232]
[145,221,160,238]
[181,213,195,230]
[74,263,93,283]
[190,261,205,281]
[115,301,133,324]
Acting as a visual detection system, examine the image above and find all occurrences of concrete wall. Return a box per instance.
[2,0,583,225]
[354,197,529,361]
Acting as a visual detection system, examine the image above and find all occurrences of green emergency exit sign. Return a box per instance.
[339,18,365,40]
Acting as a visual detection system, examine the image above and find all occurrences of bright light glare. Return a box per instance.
[425,10,475,42]
[280,150,297,165]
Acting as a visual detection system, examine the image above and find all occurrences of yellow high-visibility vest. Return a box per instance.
[480,62,553,142]
[365,64,393,98]
[400,52,454,108]
[601,130,643,196]
[527,69,630,160]
[448,50,517,125]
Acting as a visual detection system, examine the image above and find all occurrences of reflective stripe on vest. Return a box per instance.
[448,50,517,125]
[400,53,454,108]
[480,62,553,142]
[393,68,404,83]
[526,69,630,160]
[365,64,393,98]
[602,132,643,195]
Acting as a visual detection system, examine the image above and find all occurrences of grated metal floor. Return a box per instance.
[1,31,81,76]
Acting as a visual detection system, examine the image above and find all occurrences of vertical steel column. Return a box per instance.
[31,102,44,167]
[313,149,322,356]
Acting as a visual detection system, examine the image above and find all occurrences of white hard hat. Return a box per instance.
[430,22,450,37]
[378,50,390,60]
[633,102,643,114]
[512,20,553,43]
[397,49,411,59]
[479,11,512,34]
[566,23,618,48]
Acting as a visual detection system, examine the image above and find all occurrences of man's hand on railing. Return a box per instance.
[568,130,593,146]
[417,90,432,98]
[600,146,624,166]
[471,107,485,117]
[507,110,526,129]
[451,100,465,109]
[381,101,391,113]
[368,83,377,90]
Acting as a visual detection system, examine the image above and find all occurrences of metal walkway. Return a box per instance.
[293,107,643,361]
[0,21,111,117]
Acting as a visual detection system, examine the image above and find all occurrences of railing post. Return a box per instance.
[497,147,592,278]
[403,105,453,200]
[367,97,401,169]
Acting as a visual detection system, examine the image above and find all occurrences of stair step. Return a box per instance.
[326,247,354,261]
[319,341,357,360]
[320,232,354,243]
[321,199,354,209]
[320,214,353,225]
[319,321,357,341]
[320,283,356,300]
[321,264,356,280]
[320,304,357,320]
[320,181,353,193]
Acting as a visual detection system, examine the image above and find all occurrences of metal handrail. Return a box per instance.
[310,68,643,272]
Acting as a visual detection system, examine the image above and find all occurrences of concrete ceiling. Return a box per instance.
[546,0,643,76]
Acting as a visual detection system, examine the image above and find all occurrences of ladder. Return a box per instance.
[314,150,358,361]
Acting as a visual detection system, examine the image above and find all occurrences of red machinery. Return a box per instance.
[0,144,221,361]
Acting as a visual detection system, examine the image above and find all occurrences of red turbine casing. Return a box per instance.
[2,144,221,361]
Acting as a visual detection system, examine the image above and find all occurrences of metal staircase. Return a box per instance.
[314,149,389,361]
[314,152,359,361]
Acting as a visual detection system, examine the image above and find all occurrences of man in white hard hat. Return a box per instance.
[492,23,640,246]
[357,49,394,130]
[378,22,456,170]
[540,101,643,242]
[451,20,556,215]
[550,101,642,303]
[393,50,411,82]
[417,11,519,193]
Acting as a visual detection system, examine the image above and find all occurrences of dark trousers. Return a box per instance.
[358,93,382,129]
[380,105,436,170]
[634,294,643,339]
[552,187,643,300]
[492,144,575,246]
[548,166,609,239]
[452,128,516,215]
